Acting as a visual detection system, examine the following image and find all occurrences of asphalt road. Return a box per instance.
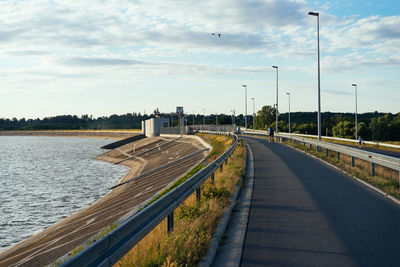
[241,136,400,267]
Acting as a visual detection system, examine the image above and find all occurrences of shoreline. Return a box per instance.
[0,129,141,140]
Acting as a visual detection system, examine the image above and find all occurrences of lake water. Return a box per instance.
[0,136,128,252]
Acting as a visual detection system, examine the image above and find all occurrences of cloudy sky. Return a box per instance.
[0,0,399,119]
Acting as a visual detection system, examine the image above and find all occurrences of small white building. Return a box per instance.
[142,118,170,137]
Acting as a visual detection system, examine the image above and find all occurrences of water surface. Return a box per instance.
[0,136,128,252]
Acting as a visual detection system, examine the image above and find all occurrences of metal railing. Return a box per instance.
[61,133,237,267]
[275,132,400,149]
[243,130,400,175]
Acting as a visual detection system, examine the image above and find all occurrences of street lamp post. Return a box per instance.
[272,66,279,133]
[231,109,236,128]
[352,84,358,140]
[308,11,321,141]
[286,92,291,134]
[243,85,247,130]
[202,108,205,128]
[251,97,255,128]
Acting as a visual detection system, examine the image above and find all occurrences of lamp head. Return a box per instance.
[242,84,247,87]
[272,66,278,69]
[352,84,357,87]
[308,12,319,16]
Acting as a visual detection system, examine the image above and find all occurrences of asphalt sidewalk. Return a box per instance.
[214,136,400,267]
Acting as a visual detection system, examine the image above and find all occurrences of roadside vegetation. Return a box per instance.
[282,139,400,199]
[114,134,246,266]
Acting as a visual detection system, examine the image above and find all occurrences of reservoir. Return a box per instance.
[0,136,128,252]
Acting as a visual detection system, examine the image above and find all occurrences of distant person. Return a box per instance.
[358,136,363,147]
[268,126,274,144]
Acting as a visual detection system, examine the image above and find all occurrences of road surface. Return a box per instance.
[240,136,400,267]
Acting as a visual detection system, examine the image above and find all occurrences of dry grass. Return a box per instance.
[114,136,246,267]
[286,140,400,199]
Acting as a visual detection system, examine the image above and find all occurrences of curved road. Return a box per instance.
[240,136,400,267]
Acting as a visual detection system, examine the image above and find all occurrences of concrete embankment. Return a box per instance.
[101,134,145,149]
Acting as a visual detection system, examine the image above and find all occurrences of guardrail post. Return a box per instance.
[337,152,340,160]
[220,164,223,172]
[309,144,312,150]
[167,211,174,232]
[325,148,329,157]
[398,171,400,188]
[211,173,215,184]
[196,187,201,201]
[351,157,355,167]
[371,163,375,176]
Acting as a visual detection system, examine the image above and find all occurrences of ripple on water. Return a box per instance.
[0,136,128,252]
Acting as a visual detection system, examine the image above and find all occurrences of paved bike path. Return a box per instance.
[241,137,400,267]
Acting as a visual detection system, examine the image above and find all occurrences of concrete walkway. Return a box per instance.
[217,136,400,267]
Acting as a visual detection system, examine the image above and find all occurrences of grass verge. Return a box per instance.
[283,139,400,199]
[114,135,246,266]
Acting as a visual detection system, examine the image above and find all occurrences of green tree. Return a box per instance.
[332,121,354,138]
[357,122,370,140]
[254,105,276,130]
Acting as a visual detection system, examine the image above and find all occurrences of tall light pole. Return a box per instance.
[352,84,358,140]
[308,11,321,141]
[272,66,279,133]
[202,108,205,128]
[251,97,255,128]
[286,92,291,134]
[192,111,195,125]
[243,85,247,129]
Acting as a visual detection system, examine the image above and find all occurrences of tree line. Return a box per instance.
[253,106,399,141]
[1,109,398,141]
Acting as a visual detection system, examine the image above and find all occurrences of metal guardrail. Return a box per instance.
[243,130,400,173]
[274,131,400,149]
[62,133,238,267]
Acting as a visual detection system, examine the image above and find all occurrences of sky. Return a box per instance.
[0,0,399,119]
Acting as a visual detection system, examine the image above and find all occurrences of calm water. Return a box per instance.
[0,136,128,252]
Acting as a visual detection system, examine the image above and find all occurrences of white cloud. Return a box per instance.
[0,0,398,117]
